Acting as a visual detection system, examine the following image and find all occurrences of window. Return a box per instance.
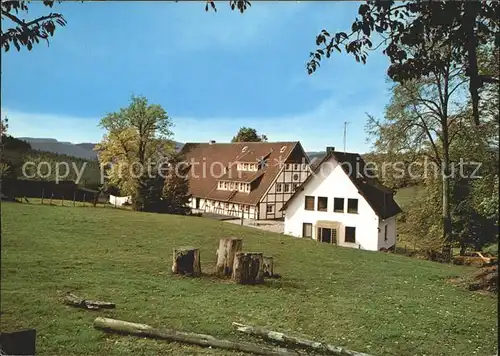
[276,183,282,193]
[246,184,250,192]
[384,224,388,241]
[225,203,229,209]
[302,223,312,238]
[317,197,328,211]
[293,173,299,181]
[224,182,228,189]
[347,199,358,214]
[305,196,315,210]
[266,204,274,213]
[286,164,291,170]
[245,205,249,212]
[345,226,356,243]
[243,163,248,170]
[333,198,344,213]
[284,184,290,193]
[294,164,298,170]
[293,183,300,191]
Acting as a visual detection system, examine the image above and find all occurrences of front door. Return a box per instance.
[317,227,337,244]
[195,198,200,209]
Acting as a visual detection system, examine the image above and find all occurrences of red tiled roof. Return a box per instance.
[181,141,303,205]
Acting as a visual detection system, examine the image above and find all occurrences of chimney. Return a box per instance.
[326,146,335,154]
[209,140,216,145]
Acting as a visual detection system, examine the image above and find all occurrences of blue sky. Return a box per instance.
[1,1,392,153]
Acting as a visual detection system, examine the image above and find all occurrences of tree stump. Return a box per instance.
[263,256,274,278]
[215,238,243,277]
[172,247,201,277]
[232,252,264,285]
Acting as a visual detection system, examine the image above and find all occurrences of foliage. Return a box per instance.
[2,201,497,356]
[1,0,66,52]
[231,127,268,143]
[362,151,425,189]
[306,1,500,126]
[0,162,12,178]
[161,152,191,215]
[96,95,175,210]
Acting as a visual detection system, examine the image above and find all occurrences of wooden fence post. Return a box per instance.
[49,193,53,205]
[41,188,44,205]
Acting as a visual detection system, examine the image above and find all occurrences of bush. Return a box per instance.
[483,243,498,256]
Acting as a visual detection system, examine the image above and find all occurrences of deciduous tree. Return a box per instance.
[231,127,267,143]
[95,95,175,211]
[366,43,468,256]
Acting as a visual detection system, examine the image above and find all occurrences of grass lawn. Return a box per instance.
[394,185,425,208]
[1,202,497,356]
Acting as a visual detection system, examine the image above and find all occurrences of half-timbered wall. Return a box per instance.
[189,197,258,219]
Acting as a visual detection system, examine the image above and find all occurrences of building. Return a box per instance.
[281,147,402,251]
[181,141,311,220]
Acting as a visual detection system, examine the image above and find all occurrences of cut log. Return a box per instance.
[215,238,243,277]
[232,322,372,356]
[63,293,115,310]
[263,256,274,278]
[172,247,201,277]
[93,317,304,356]
[232,252,264,285]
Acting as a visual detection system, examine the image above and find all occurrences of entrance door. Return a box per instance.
[317,227,338,244]
[195,198,200,209]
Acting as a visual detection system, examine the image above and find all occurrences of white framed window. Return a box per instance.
[266,204,274,213]
[276,183,282,193]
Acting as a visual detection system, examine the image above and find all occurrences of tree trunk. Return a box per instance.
[93,317,301,356]
[263,256,274,278]
[215,238,242,277]
[172,247,201,277]
[441,146,453,262]
[232,252,264,285]
[232,322,373,356]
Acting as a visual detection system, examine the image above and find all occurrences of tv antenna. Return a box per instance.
[343,121,349,152]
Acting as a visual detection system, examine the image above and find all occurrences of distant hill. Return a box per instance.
[17,138,184,160]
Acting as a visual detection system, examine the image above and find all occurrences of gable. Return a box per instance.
[282,150,402,219]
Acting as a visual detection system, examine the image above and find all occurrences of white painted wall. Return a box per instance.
[283,156,382,251]
[377,215,397,250]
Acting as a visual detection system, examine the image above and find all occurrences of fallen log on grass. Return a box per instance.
[64,293,115,310]
[93,317,304,356]
[232,322,373,356]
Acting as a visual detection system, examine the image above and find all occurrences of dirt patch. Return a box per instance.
[468,265,498,293]
[449,265,498,294]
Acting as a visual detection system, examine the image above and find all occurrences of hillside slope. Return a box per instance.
[1,203,496,356]
[18,137,185,160]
